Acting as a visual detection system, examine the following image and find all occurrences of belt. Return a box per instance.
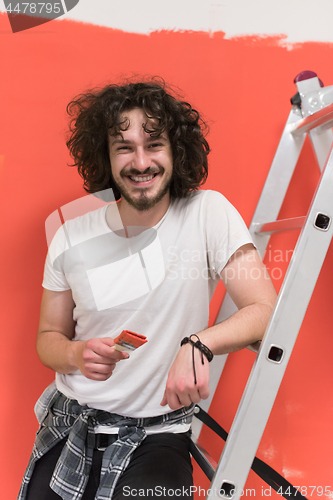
[95,433,118,451]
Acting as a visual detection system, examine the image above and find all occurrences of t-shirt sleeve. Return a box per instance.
[42,225,71,291]
[204,190,254,278]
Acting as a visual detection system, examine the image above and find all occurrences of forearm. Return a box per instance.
[37,330,83,374]
[37,329,129,380]
[37,290,128,380]
[161,301,273,409]
[162,245,276,409]
[198,244,277,355]
[196,301,274,355]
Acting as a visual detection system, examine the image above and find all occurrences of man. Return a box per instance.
[19,80,276,500]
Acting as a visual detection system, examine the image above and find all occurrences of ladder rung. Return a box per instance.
[253,216,306,234]
[246,340,261,353]
[290,102,333,135]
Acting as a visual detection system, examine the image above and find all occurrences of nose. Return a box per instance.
[133,147,151,171]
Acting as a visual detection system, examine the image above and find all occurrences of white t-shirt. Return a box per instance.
[43,190,253,423]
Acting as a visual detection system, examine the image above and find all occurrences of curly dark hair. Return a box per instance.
[66,78,210,200]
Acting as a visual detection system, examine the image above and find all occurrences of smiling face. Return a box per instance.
[108,108,173,213]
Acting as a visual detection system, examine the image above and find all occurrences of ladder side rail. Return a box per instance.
[249,109,306,258]
[206,150,333,500]
[308,127,333,172]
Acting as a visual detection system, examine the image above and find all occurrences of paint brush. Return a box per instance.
[113,330,147,352]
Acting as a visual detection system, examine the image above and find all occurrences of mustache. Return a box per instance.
[121,166,164,177]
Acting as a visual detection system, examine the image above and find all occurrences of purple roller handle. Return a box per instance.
[294,71,324,87]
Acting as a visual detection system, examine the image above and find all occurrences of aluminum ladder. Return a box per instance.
[193,71,333,499]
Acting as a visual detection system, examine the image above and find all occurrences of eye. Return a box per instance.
[149,142,163,149]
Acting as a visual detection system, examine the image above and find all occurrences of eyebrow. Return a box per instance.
[146,135,168,143]
[111,135,168,145]
[111,137,131,145]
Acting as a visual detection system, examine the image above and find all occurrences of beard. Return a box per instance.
[113,166,172,211]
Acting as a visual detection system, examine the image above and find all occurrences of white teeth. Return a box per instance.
[130,175,155,182]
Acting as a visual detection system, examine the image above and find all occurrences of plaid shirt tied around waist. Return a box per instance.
[18,382,195,500]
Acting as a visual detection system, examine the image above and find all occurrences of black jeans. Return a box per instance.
[26,432,193,499]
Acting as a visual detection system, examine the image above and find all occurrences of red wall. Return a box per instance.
[1,13,332,498]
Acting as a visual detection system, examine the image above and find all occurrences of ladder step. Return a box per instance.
[290,101,333,135]
[253,216,306,234]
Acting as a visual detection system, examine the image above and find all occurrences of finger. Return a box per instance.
[82,347,113,365]
[86,371,113,381]
[198,385,210,400]
[98,349,130,362]
[185,389,202,405]
[113,350,130,360]
[85,361,117,374]
[89,340,129,360]
[194,372,210,401]
[163,391,184,410]
[100,338,131,359]
[178,390,197,407]
[160,392,167,406]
